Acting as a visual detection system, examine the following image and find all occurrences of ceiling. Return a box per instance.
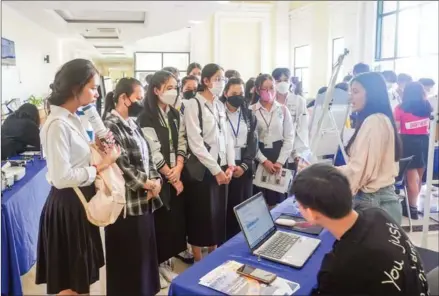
[4,1,269,59]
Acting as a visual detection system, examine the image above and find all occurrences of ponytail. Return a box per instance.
[102,91,116,120]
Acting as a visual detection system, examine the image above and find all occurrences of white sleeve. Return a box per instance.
[45,122,96,189]
[177,115,187,158]
[184,99,222,176]
[141,127,166,170]
[294,96,310,153]
[225,120,236,167]
[277,106,295,165]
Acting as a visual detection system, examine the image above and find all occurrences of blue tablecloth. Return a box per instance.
[169,198,336,296]
[1,158,50,295]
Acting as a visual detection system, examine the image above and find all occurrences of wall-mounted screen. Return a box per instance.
[2,38,16,66]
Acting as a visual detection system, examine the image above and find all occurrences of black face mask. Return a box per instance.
[183,90,197,100]
[127,101,143,117]
[227,95,245,108]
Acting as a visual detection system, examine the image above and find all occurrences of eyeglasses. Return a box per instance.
[212,77,228,83]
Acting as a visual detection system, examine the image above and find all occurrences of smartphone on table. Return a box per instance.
[236,264,277,285]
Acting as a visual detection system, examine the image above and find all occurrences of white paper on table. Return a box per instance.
[20,151,41,156]
[253,164,293,194]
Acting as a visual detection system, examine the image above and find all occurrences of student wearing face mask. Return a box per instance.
[182,63,235,261]
[187,62,202,81]
[174,75,199,111]
[272,68,309,170]
[137,70,187,287]
[245,77,256,105]
[102,80,144,120]
[103,77,163,296]
[250,74,294,207]
[220,77,258,240]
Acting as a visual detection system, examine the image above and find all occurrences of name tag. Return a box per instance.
[405,118,429,130]
[219,129,226,153]
[235,147,242,161]
[170,152,176,168]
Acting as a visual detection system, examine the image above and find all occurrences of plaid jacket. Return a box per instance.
[104,112,162,216]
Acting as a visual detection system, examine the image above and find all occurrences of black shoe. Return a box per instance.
[409,206,419,220]
[175,250,195,265]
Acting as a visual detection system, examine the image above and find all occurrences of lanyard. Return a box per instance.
[226,111,241,139]
[159,110,174,148]
[204,103,222,131]
[259,109,273,130]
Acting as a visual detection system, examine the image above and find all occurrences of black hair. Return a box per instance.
[290,163,353,219]
[145,73,154,85]
[418,78,435,87]
[181,75,199,88]
[162,67,180,78]
[103,77,142,120]
[381,70,397,84]
[225,69,241,79]
[47,58,98,106]
[400,82,433,118]
[144,70,177,113]
[346,72,402,161]
[353,63,370,76]
[198,63,223,92]
[343,74,353,83]
[291,76,303,96]
[251,74,274,104]
[220,77,245,103]
[317,86,328,95]
[187,62,202,76]
[245,77,256,104]
[15,103,40,126]
[335,82,349,92]
[397,73,413,84]
[272,68,291,81]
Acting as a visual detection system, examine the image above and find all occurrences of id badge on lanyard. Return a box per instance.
[206,103,226,154]
[228,111,242,160]
[260,109,274,149]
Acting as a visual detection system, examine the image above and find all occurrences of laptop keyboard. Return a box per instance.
[258,232,300,259]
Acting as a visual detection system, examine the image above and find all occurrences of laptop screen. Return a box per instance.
[235,193,276,249]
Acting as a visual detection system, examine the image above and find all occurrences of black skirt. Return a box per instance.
[154,187,187,264]
[35,185,104,294]
[105,212,160,296]
[226,169,253,240]
[185,170,227,247]
[401,134,429,169]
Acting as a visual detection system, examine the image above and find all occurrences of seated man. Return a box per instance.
[291,163,429,296]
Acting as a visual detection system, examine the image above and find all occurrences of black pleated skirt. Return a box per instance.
[154,187,187,264]
[226,169,254,240]
[35,185,104,294]
[401,134,429,169]
[105,211,160,296]
[185,170,227,247]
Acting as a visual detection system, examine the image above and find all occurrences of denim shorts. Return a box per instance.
[354,185,402,225]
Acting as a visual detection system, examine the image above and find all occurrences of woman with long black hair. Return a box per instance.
[394,82,433,219]
[338,72,403,224]
[103,77,163,296]
[182,63,235,261]
[220,77,258,240]
[137,70,188,287]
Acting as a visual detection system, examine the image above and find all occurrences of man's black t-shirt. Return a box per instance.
[312,207,429,296]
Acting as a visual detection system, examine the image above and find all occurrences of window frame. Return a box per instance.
[293,44,311,94]
[134,51,190,74]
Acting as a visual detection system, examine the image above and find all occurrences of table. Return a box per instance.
[169,198,336,296]
[1,158,50,295]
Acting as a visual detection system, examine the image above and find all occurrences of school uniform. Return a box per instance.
[104,111,163,296]
[137,104,188,264]
[250,100,295,206]
[182,93,235,247]
[224,104,258,240]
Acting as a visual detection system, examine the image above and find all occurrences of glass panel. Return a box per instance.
[419,55,439,83]
[381,14,396,58]
[374,60,395,72]
[398,1,421,10]
[332,38,345,66]
[163,53,189,72]
[395,57,419,77]
[135,71,156,86]
[135,53,162,71]
[420,2,439,55]
[397,7,420,57]
[294,45,311,68]
[294,68,310,95]
[382,1,398,13]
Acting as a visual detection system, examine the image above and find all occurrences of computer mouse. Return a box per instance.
[275,218,296,227]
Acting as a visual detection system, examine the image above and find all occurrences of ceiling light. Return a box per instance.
[189,20,203,25]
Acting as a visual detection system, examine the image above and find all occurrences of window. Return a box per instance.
[332,37,345,81]
[294,45,311,95]
[375,1,438,81]
[134,52,190,82]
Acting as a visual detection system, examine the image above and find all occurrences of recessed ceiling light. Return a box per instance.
[189,20,203,24]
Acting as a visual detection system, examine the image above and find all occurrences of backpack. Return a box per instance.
[45,117,126,227]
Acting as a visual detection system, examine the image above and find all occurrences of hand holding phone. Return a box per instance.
[236,264,277,285]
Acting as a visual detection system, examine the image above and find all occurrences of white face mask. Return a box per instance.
[159,89,178,105]
[276,81,290,94]
[209,81,225,97]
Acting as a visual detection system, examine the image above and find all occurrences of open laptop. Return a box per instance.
[234,193,321,268]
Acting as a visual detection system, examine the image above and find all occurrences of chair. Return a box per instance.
[395,155,414,232]
[427,266,439,295]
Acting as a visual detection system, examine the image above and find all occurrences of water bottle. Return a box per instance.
[77,107,94,142]
[82,104,113,147]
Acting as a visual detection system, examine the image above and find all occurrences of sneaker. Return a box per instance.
[159,273,169,289]
[402,201,419,220]
[159,263,178,283]
[176,250,194,264]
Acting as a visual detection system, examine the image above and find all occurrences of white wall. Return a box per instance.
[1,4,63,103]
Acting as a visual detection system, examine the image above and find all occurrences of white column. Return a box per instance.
[272,1,290,69]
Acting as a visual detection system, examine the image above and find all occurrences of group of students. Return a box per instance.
[33,57,436,295]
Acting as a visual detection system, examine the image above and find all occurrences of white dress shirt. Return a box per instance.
[40,105,96,189]
[250,100,295,165]
[183,93,235,176]
[225,105,248,161]
[284,93,309,155]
